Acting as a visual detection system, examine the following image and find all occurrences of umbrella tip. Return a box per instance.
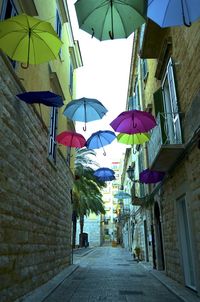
[91,28,95,38]
[109,31,114,40]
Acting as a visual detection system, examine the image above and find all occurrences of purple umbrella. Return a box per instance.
[110,109,156,134]
[139,169,165,184]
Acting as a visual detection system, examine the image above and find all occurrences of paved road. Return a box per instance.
[44,246,182,302]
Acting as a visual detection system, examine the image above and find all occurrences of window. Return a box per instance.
[141,59,148,81]
[134,79,141,110]
[128,95,136,110]
[162,58,182,144]
[56,9,62,57]
[69,61,73,95]
[48,107,58,161]
[0,0,17,19]
[1,0,17,68]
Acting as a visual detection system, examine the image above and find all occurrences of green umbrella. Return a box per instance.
[75,0,147,41]
[117,132,150,145]
[0,14,62,68]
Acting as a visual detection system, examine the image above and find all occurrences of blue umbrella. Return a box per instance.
[114,191,131,199]
[86,130,116,156]
[63,97,108,131]
[94,167,115,178]
[16,91,64,107]
[96,175,116,182]
[147,0,200,27]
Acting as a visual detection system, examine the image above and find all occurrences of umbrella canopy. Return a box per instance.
[94,167,115,178]
[16,91,64,107]
[63,97,108,131]
[56,131,86,148]
[114,191,131,199]
[96,175,116,182]
[75,0,147,41]
[147,0,200,28]
[110,109,156,134]
[0,14,62,67]
[86,130,116,155]
[117,132,150,145]
[139,169,165,184]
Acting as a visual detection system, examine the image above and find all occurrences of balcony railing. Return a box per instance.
[147,112,184,171]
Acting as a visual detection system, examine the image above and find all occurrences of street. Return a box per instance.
[44,246,182,302]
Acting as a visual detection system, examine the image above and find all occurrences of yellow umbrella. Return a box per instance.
[117,132,150,145]
[0,14,62,68]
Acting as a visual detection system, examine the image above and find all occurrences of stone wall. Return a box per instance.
[0,58,73,301]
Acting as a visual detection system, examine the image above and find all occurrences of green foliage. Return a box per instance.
[73,148,106,217]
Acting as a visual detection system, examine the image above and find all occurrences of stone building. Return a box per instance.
[0,0,82,301]
[121,18,200,296]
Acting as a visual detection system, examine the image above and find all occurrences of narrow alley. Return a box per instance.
[41,246,182,302]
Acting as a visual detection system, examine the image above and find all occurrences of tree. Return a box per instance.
[72,148,106,248]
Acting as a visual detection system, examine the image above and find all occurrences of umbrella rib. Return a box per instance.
[79,0,108,24]
[31,31,60,59]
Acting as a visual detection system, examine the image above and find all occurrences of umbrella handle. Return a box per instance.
[103,149,106,156]
[21,62,29,69]
[83,123,86,131]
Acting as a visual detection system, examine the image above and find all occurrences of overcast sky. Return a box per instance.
[67,1,134,167]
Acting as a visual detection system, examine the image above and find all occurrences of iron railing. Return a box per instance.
[148,112,182,167]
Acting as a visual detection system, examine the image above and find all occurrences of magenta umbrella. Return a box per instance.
[110,109,156,134]
[139,169,165,184]
[56,131,86,148]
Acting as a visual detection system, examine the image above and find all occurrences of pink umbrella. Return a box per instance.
[139,169,165,184]
[110,109,156,134]
[56,131,86,148]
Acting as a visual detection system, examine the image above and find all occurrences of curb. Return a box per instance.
[21,264,79,302]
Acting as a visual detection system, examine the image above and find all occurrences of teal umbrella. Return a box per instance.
[74,0,147,41]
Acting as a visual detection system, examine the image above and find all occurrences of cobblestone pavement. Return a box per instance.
[43,246,183,302]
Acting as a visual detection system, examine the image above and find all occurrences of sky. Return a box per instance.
[67,1,134,167]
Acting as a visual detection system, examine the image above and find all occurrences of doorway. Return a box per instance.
[177,196,196,290]
[154,202,165,270]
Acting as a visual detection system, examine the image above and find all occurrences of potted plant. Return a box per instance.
[134,246,141,262]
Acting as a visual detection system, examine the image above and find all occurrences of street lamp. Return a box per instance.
[126,165,135,181]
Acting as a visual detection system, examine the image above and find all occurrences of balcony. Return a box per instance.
[147,113,184,171]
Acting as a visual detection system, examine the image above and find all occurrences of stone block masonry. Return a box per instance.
[0,57,74,301]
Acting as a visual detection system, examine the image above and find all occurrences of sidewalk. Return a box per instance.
[140,261,200,302]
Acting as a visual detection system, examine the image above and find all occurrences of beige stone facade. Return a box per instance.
[121,19,200,296]
[0,0,82,300]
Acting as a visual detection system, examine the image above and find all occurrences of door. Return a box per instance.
[177,196,196,290]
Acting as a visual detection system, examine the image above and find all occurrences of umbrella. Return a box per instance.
[114,191,131,199]
[63,97,108,131]
[110,109,156,134]
[75,0,147,41]
[117,132,150,145]
[147,0,200,28]
[56,131,86,148]
[139,169,165,184]
[16,91,64,107]
[86,130,116,156]
[96,175,116,182]
[0,14,62,68]
[94,167,115,178]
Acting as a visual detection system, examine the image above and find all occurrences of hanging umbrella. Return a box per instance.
[16,91,64,107]
[114,191,131,199]
[110,109,156,134]
[96,175,116,182]
[56,131,86,148]
[0,13,62,68]
[75,0,147,41]
[94,167,115,178]
[117,132,150,145]
[86,130,116,156]
[63,97,108,131]
[147,0,200,28]
[139,169,165,184]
